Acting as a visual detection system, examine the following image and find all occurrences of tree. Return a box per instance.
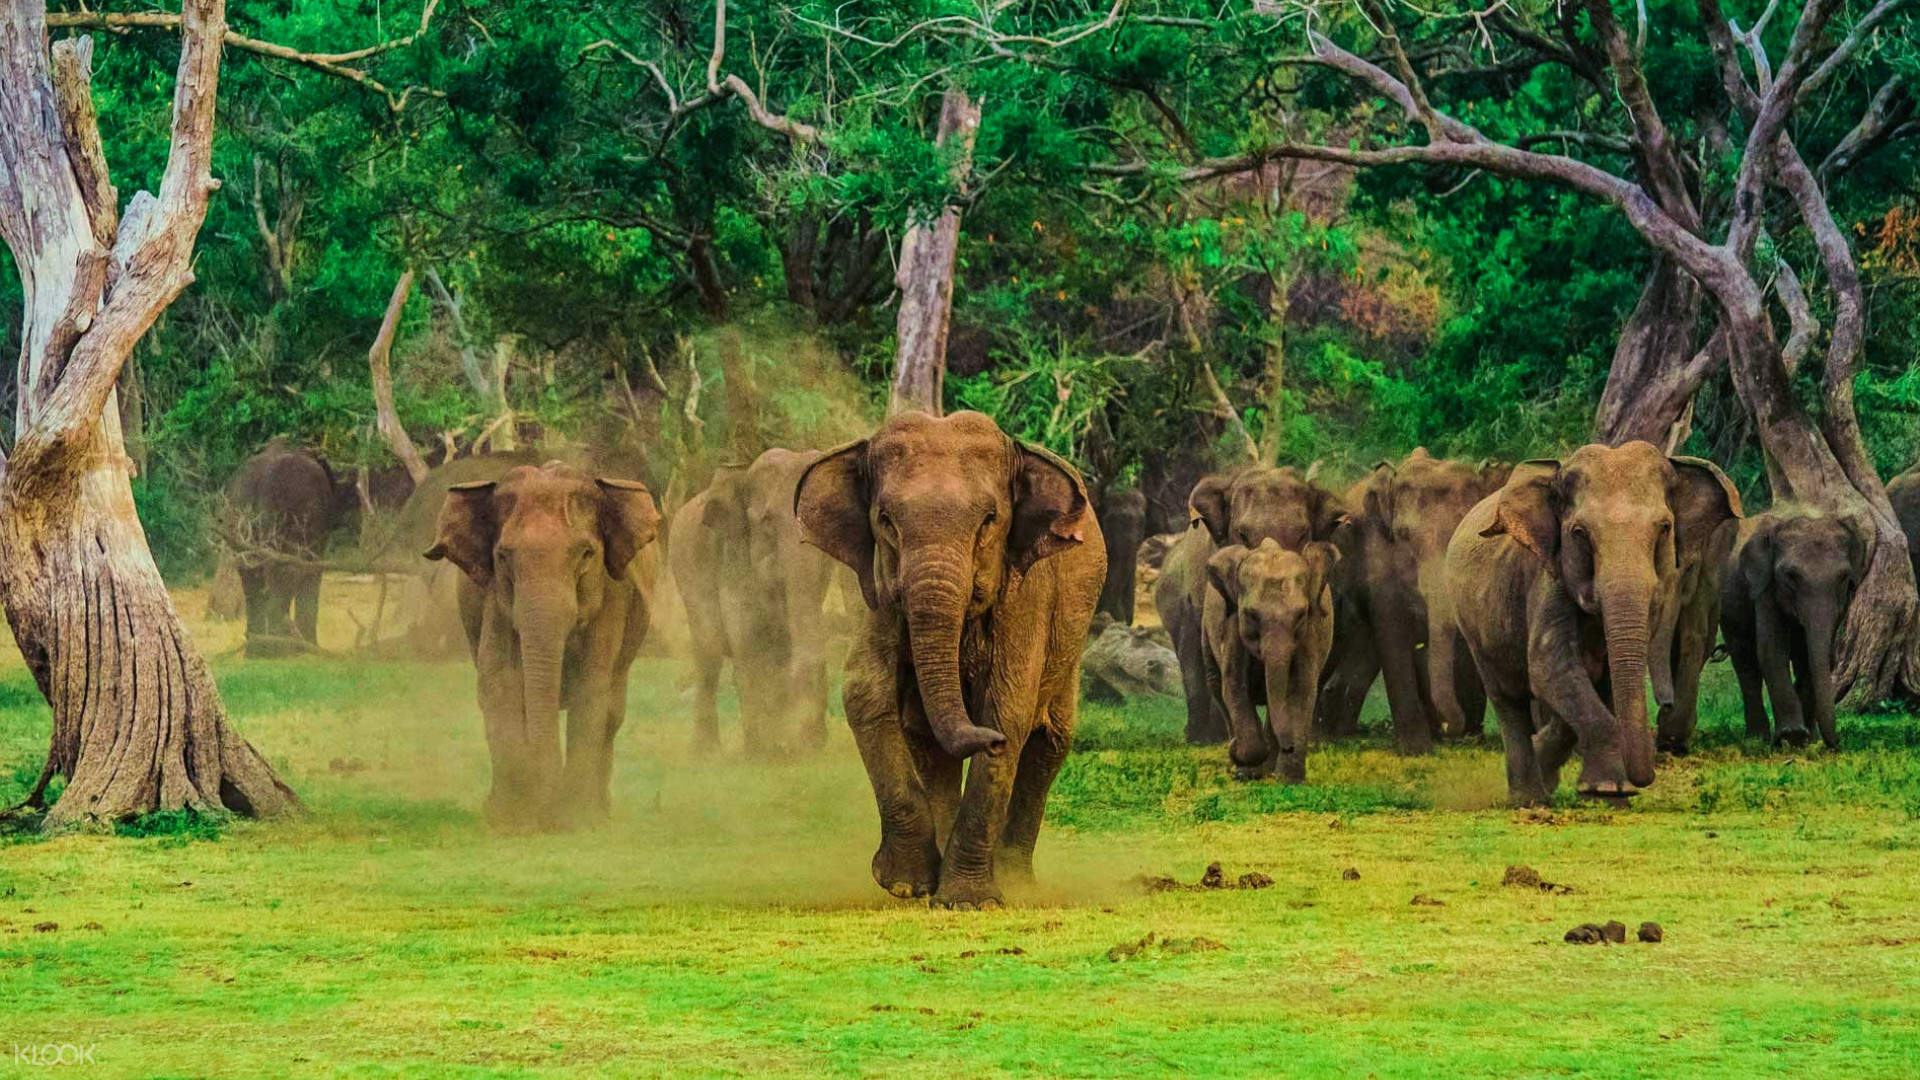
[890,88,980,415]
[0,0,298,828]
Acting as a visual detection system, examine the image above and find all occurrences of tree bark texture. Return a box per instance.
[368,269,430,485]
[0,0,299,829]
[889,88,980,417]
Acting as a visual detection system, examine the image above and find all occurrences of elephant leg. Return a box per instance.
[690,652,724,754]
[999,717,1072,884]
[1373,611,1435,756]
[1173,611,1227,745]
[1755,601,1808,745]
[735,652,786,759]
[844,626,939,899]
[1492,694,1549,807]
[1726,632,1771,741]
[1528,598,1634,798]
[1317,618,1377,740]
[788,628,830,752]
[904,698,962,851]
[1531,704,1578,799]
[1790,633,1825,749]
[1452,636,1489,739]
[293,568,322,646]
[1656,612,1707,756]
[561,686,613,828]
[599,668,630,813]
[936,615,1049,910]
[475,657,537,829]
[240,565,271,646]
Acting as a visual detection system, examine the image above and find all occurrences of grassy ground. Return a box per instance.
[2,579,1920,1077]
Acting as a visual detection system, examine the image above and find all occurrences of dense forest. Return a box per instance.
[2,0,1911,577]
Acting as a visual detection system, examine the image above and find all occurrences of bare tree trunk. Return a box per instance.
[1593,258,1716,447]
[423,266,512,448]
[889,88,980,416]
[0,1,298,829]
[368,270,429,486]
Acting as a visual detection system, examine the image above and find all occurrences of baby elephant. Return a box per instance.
[1203,539,1340,782]
[426,461,662,830]
[1721,509,1865,749]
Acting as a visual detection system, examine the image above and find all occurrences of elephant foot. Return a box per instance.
[1575,777,1639,800]
[1276,762,1307,786]
[1655,735,1691,757]
[872,836,940,900]
[995,850,1036,886]
[1506,790,1551,809]
[933,875,1004,911]
[1231,760,1275,782]
[1774,725,1811,748]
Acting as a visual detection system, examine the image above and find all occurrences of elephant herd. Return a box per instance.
[218,415,1907,904]
[1156,441,1881,806]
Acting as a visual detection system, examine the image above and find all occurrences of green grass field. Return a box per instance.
[3,615,1920,1077]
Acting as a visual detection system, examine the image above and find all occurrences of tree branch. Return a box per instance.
[367,270,429,486]
[45,3,443,112]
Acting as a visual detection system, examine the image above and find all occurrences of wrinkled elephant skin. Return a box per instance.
[1202,539,1340,783]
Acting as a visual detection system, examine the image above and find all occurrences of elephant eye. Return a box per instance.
[983,508,998,526]
[877,510,895,534]
[1569,524,1589,541]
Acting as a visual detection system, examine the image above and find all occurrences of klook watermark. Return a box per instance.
[13,1044,97,1067]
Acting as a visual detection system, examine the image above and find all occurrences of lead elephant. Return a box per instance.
[425,461,661,830]
[670,448,838,755]
[1322,450,1510,748]
[1203,539,1340,782]
[795,411,1103,909]
[1447,443,1739,804]
[223,440,361,655]
[1720,509,1866,749]
[1154,467,1348,745]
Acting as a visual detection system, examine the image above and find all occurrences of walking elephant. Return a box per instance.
[795,411,1103,909]
[670,448,839,755]
[1319,450,1510,749]
[1154,467,1348,745]
[1447,443,1740,804]
[1720,509,1866,749]
[224,440,361,656]
[1653,486,1745,755]
[1203,539,1340,782]
[425,461,661,831]
[1096,487,1147,625]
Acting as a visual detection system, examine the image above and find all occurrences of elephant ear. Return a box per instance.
[1669,456,1743,573]
[1478,460,1515,496]
[1363,461,1396,528]
[699,469,750,547]
[1841,515,1870,586]
[1189,474,1234,546]
[596,477,660,579]
[1010,441,1091,574]
[1206,544,1250,614]
[425,480,500,587]
[794,439,878,609]
[1480,459,1562,560]
[1308,481,1352,541]
[1739,517,1777,599]
[1301,540,1342,617]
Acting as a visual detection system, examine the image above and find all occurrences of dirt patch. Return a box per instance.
[957,947,1026,959]
[1136,861,1274,893]
[1106,932,1228,961]
[1341,867,1360,881]
[1638,922,1663,943]
[1502,865,1577,894]
[1409,894,1445,907]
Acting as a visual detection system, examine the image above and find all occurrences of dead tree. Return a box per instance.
[367,270,431,486]
[889,89,981,416]
[0,0,298,828]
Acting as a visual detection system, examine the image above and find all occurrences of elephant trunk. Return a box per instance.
[1600,576,1658,788]
[903,553,1007,758]
[515,587,575,818]
[1648,583,1679,710]
[1424,599,1467,737]
[1266,652,1306,783]
[1804,600,1843,746]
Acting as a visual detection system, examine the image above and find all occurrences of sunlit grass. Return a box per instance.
[1,589,1918,1076]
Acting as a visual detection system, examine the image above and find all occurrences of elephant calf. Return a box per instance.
[1203,539,1340,783]
[224,440,360,655]
[1720,509,1865,749]
[426,461,661,831]
[796,411,1104,909]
